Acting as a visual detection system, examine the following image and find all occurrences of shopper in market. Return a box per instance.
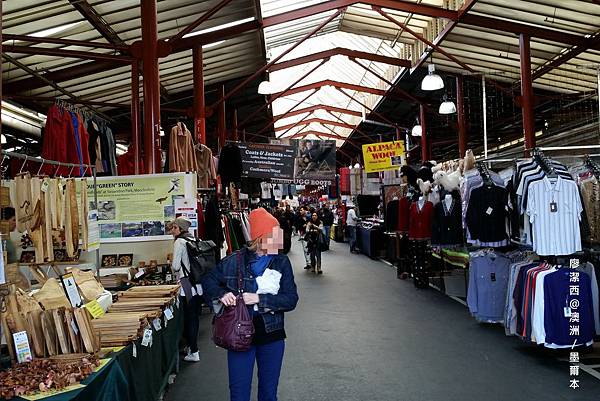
[201,207,299,401]
[170,217,203,363]
[346,203,359,253]
[319,205,334,248]
[295,206,312,269]
[305,212,325,274]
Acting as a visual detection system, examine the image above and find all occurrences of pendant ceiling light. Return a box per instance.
[439,94,457,114]
[421,64,444,91]
[257,80,274,95]
[411,123,422,137]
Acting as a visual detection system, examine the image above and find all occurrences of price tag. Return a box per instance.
[71,320,79,335]
[13,331,32,363]
[132,343,137,358]
[141,328,152,347]
[485,207,493,215]
[490,272,496,282]
[564,307,572,317]
[550,201,558,213]
[83,300,105,319]
[166,274,172,282]
[134,269,145,279]
[41,180,49,193]
[153,318,162,331]
[164,307,174,321]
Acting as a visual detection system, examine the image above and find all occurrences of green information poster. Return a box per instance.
[77,173,196,243]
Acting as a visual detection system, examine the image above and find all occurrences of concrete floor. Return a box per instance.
[165,239,600,401]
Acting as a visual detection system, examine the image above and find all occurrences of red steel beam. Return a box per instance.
[456,75,467,158]
[68,0,126,47]
[325,111,374,143]
[276,111,313,138]
[254,89,318,137]
[319,123,363,151]
[169,0,236,45]
[274,104,362,120]
[2,33,128,51]
[269,47,410,72]
[261,0,457,27]
[3,44,134,63]
[172,20,260,52]
[335,87,396,127]
[193,45,206,144]
[420,104,429,161]
[217,85,226,150]
[413,0,478,72]
[210,8,344,110]
[374,7,475,73]
[531,30,600,81]
[141,0,161,173]
[270,79,388,98]
[239,58,328,128]
[131,62,141,174]
[520,34,535,152]
[275,117,355,132]
[349,57,424,105]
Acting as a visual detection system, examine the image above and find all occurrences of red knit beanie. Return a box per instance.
[249,208,280,241]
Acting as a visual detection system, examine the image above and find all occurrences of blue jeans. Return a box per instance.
[348,226,357,252]
[228,340,285,401]
[323,225,331,245]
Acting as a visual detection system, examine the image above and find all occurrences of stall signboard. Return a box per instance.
[362,140,405,173]
[78,173,196,243]
[239,142,296,180]
[292,139,337,186]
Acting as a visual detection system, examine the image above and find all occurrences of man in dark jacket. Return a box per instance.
[295,207,311,269]
[320,206,334,247]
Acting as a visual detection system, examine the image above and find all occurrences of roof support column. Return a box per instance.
[131,62,141,174]
[420,104,429,162]
[232,109,238,141]
[217,85,226,150]
[456,75,467,158]
[141,0,161,173]
[520,33,535,154]
[193,45,206,145]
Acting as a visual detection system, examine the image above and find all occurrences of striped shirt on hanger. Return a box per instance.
[526,176,582,256]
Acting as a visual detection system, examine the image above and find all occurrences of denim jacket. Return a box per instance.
[201,247,299,333]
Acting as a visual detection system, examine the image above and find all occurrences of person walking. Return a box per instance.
[320,206,334,248]
[305,212,324,274]
[281,205,294,254]
[170,217,203,362]
[295,207,312,269]
[201,208,299,401]
[346,203,359,254]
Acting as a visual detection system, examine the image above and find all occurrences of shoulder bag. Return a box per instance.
[212,252,255,352]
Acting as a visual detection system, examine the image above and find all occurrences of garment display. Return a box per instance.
[195,143,217,188]
[218,142,243,185]
[465,182,510,244]
[467,251,511,323]
[385,199,399,232]
[408,199,433,240]
[169,122,197,173]
[260,182,272,200]
[86,118,117,176]
[409,239,430,288]
[117,146,146,176]
[431,193,463,246]
[398,196,410,233]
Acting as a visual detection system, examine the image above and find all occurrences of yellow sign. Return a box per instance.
[362,140,406,173]
[83,300,105,319]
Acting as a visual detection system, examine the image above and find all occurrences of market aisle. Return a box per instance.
[166,239,600,401]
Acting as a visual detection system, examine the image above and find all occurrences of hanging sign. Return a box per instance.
[292,139,337,186]
[239,142,296,180]
[362,140,406,173]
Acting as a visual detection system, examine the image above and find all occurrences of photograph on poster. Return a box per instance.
[100,223,122,239]
[144,221,165,236]
[122,223,143,237]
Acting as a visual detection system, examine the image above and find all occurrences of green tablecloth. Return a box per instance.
[3,302,183,401]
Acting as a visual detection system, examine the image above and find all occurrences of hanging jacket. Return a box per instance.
[169,122,197,173]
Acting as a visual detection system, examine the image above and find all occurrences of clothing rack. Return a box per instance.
[0,149,101,277]
[55,98,109,123]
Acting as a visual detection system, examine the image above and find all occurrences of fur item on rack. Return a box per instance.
[431,163,444,174]
[417,163,434,183]
[434,170,461,192]
[417,178,432,195]
[463,150,475,172]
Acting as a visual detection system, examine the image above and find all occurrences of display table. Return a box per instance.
[1,301,183,401]
[356,226,384,259]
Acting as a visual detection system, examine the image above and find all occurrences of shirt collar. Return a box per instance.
[543,175,562,192]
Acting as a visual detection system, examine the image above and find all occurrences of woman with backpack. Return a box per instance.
[201,208,299,401]
[305,212,324,274]
[171,217,203,362]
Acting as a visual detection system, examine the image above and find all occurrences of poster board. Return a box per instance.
[78,173,196,243]
[239,142,295,180]
[362,140,406,173]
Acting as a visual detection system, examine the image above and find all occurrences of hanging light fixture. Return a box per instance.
[439,94,457,114]
[411,117,422,136]
[257,80,274,95]
[421,64,444,91]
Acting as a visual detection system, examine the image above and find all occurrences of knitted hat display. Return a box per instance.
[249,207,280,241]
